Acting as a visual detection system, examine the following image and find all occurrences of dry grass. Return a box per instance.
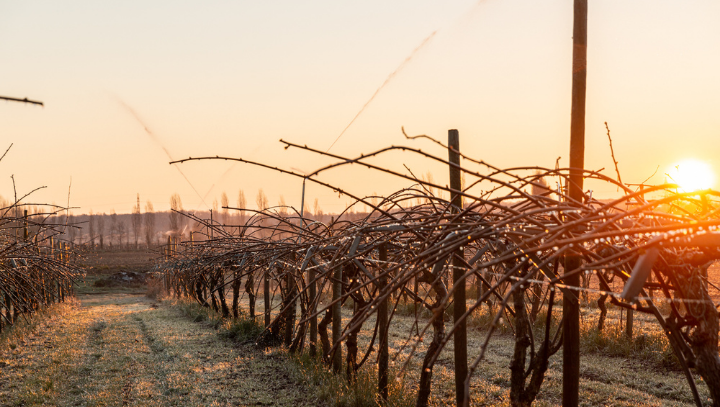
[217,290,712,406]
[0,293,322,406]
[0,259,713,407]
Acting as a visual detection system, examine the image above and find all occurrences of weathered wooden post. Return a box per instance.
[309,261,318,357]
[23,209,28,241]
[47,237,55,305]
[58,242,65,302]
[284,262,297,347]
[332,264,343,373]
[448,129,468,406]
[564,1,588,406]
[626,306,634,339]
[264,268,271,328]
[378,242,389,401]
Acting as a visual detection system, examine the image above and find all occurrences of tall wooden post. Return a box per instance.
[449,129,469,405]
[284,266,297,348]
[309,264,318,356]
[331,265,343,373]
[378,243,389,400]
[563,1,587,406]
[264,269,271,328]
[23,210,28,241]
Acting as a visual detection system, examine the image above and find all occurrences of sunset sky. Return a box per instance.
[1,0,719,215]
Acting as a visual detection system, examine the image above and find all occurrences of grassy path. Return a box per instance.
[0,291,712,406]
[0,294,318,407]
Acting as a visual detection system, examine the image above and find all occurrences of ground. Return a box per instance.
[0,293,319,407]
[0,250,319,407]
[0,249,715,406]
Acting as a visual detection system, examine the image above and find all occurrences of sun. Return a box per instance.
[667,160,715,192]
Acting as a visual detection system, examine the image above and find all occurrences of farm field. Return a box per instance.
[234,289,712,406]
[0,292,318,406]
[4,2,720,406]
[0,251,319,406]
[0,251,713,406]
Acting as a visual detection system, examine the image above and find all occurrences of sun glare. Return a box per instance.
[667,160,715,192]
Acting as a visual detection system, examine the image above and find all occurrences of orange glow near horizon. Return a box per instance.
[666,160,715,193]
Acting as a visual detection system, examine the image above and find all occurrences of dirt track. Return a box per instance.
[0,294,317,407]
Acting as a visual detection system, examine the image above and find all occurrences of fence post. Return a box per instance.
[264,269,271,328]
[626,307,634,339]
[448,129,469,406]
[284,264,296,347]
[378,242,389,400]
[564,1,588,406]
[309,262,318,356]
[332,264,343,373]
[23,209,28,241]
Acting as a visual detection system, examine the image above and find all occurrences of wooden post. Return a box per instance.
[564,1,587,406]
[448,129,468,406]
[332,265,343,373]
[378,243,389,401]
[264,269,271,327]
[23,209,28,241]
[309,263,318,356]
[626,306,634,339]
[284,267,296,347]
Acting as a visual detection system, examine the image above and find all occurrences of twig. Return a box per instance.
[605,122,623,185]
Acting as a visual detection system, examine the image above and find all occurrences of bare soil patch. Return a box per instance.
[76,249,158,295]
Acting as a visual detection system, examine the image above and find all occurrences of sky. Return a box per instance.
[1,0,719,215]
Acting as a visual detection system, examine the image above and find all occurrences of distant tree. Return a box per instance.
[237,189,246,226]
[221,192,229,225]
[97,213,105,249]
[118,221,127,248]
[110,211,119,248]
[423,172,436,201]
[67,213,76,245]
[313,198,323,220]
[144,201,156,247]
[531,172,551,196]
[278,195,287,216]
[256,189,268,211]
[370,193,379,211]
[255,190,269,238]
[169,193,183,237]
[212,198,219,222]
[88,211,96,248]
[132,193,142,249]
[236,189,247,235]
[237,190,246,209]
